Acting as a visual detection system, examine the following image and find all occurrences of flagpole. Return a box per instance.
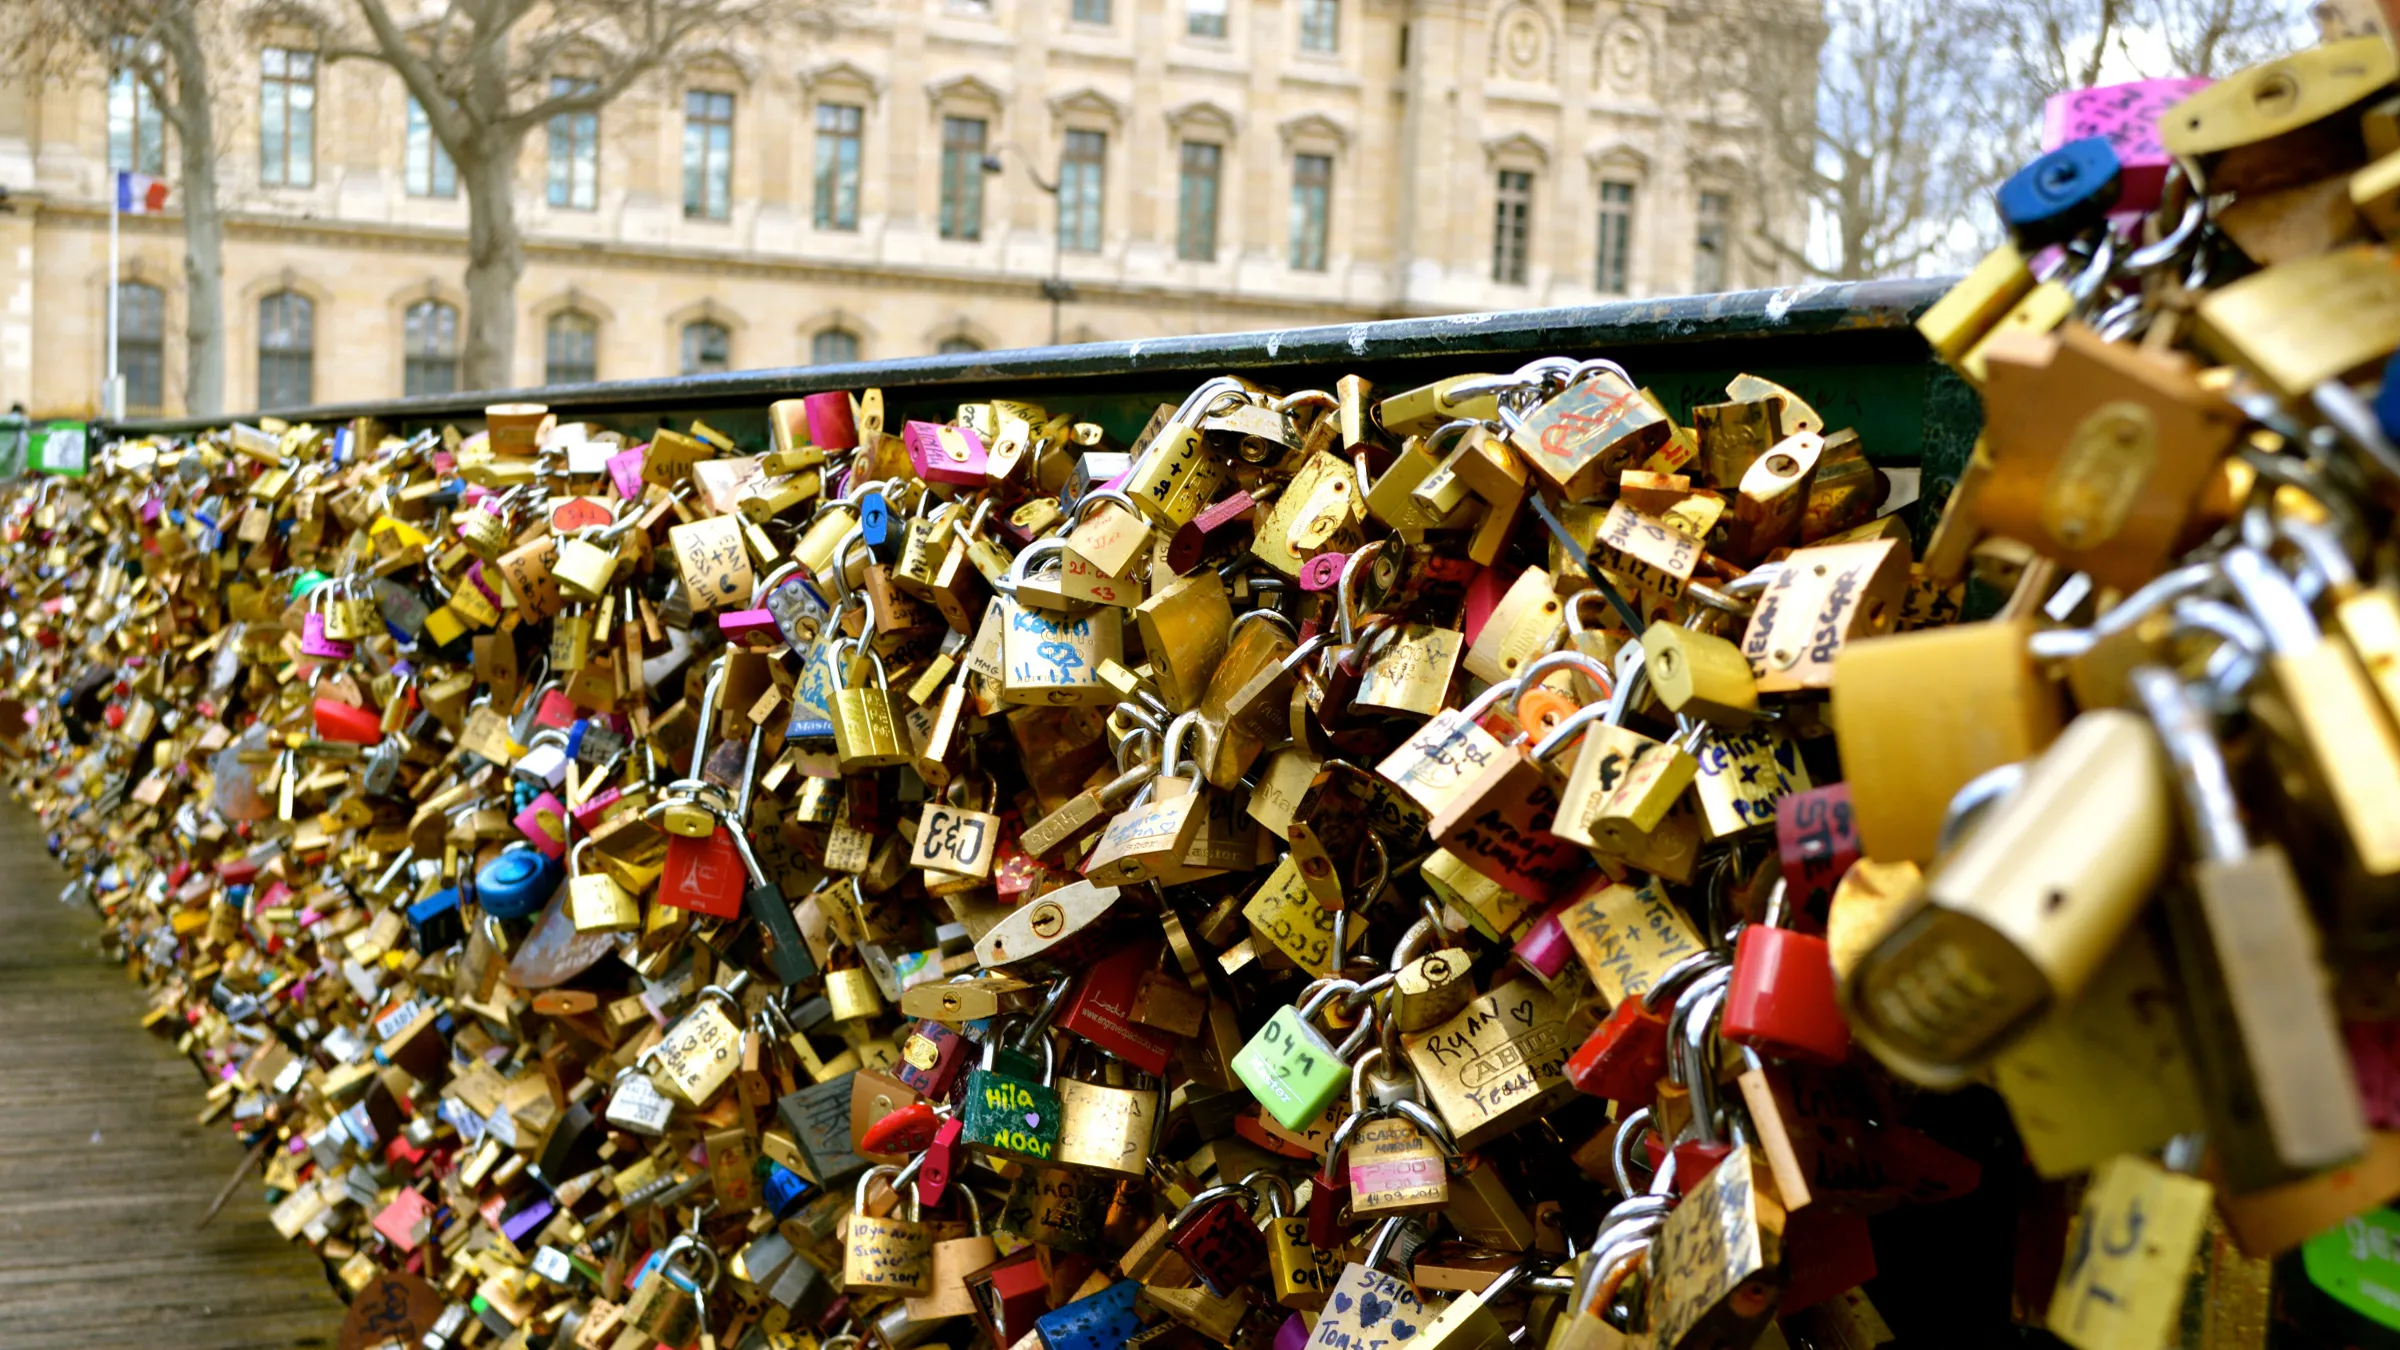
[106,168,121,420]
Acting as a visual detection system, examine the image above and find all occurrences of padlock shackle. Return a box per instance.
[1165,1183,1255,1237]
[1459,677,1523,723]
[1528,701,1610,763]
[2130,663,2250,865]
[1936,761,2028,857]
[1639,949,1726,1014]
[2219,546,2317,656]
[1513,650,1613,723]
[1159,711,1217,780]
[2027,562,2214,662]
[1235,1168,1295,1219]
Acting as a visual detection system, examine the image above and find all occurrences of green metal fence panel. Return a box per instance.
[100,278,1977,520]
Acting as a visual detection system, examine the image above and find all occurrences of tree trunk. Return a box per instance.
[459,135,524,391]
[159,0,222,416]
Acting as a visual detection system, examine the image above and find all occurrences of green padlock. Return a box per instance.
[1233,978,1372,1131]
[961,1026,1062,1163]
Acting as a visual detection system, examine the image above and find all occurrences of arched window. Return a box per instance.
[681,320,730,375]
[546,311,599,385]
[936,336,983,355]
[117,281,165,413]
[257,290,313,409]
[403,299,459,396]
[812,329,860,365]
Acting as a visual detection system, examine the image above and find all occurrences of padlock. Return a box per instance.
[565,837,641,933]
[830,638,913,771]
[2131,661,2367,1190]
[651,978,749,1105]
[959,1021,1063,1163]
[626,1236,718,1346]
[1333,1051,1455,1219]
[1052,1047,1164,1177]
[904,1183,997,1321]
[842,1159,932,1294]
[1165,1179,1274,1297]
[1720,879,1851,1067]
[1843,708,2173,1083]
[1232,977,1374,1131]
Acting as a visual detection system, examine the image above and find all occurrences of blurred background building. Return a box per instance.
[0,0,1810,418]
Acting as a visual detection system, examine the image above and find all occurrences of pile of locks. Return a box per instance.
[28,29,2400,1350]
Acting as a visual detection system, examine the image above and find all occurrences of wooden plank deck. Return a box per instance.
[0,807,346,1349]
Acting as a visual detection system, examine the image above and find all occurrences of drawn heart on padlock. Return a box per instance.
[1359,1293,1391,1327]
[1332,1292,1353,1315]
[1024,1110,1042,1128]
[1390,1320,1416,1339]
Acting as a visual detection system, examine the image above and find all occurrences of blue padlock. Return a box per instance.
[1034,1277,1142,1350]
[1997,136,2122,250]
[764,1161,813,1219]
[406,887,466,953]
[2375,350,2400,446]
[475,846,562,921]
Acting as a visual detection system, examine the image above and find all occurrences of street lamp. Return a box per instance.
[983,147,1076,346]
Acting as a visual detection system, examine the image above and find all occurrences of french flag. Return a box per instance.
[116,170,169,215]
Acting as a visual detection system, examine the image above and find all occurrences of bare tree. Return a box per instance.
[1970,0,2310,168]
[308,0,837,391]
[2,0,230,415]
[1666,0,2313,284]
[1667,0,1991,281]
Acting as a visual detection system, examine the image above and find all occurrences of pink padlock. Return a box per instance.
[1512,897,1580,981]
[513,791,569,858]
[718,608,782,647]
[605,445,647,501]
[571,786,623,833]
[300,609,354,661]
[902,420,988,486]
[804,391,860,450]
[533,689,580,731]
[2041,78,2211,217]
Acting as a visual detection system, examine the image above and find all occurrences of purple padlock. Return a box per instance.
[2041,78,2211,217]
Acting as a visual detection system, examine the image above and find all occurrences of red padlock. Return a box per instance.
[1721,880,1851,1067]
[1057,938,1176,1075]
[1566,952,1722,1104]
[1780,1208,1877,1315]
[1775,783,1858,931]
[313,696,383,745]
[657,826,746,919]
[1567,999,1673,1105]
[1305,1164,1350,1249]
[858,1099,939,1155]
[1166,1182,1271,1296]
[917,1116,966,1208]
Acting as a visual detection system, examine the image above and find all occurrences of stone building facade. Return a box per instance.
[0,0,1804,419]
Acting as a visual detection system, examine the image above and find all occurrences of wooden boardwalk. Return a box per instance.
[0,808,345,1349]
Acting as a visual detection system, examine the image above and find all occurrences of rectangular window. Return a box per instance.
[939,117,988,241]
[108,67,164,176]
[1695,190,1729,292]
[1596,180,1636,295]
[546,77,599,210]
[1289,153,1331,272]
[1187,0,1228,38]
[1058,130,1106,254]
[404,97,456,198]
[259,47,316,189]
[1073,0,1112,22]
[117,283,164,413]
[683,90,734,220]
[1492,169,1532,285]
[813,103,863,231]
[1300,0,1338,52]
[1177,142,1221,263]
